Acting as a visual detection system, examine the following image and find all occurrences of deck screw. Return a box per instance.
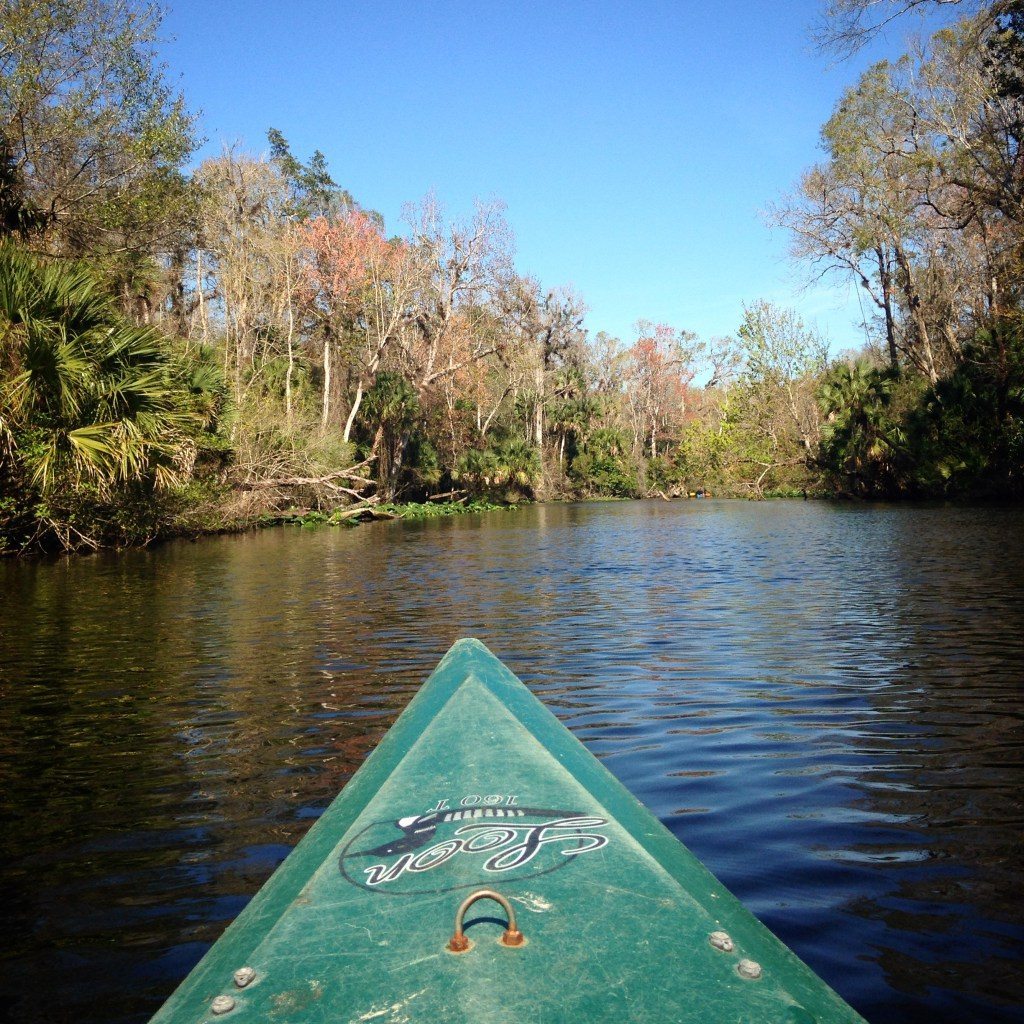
[709,930,734,952]
[211,995,236,1014]
[233,967,256,988]
[737,958,762,980]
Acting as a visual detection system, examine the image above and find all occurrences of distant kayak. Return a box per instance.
[150,639,867,1023]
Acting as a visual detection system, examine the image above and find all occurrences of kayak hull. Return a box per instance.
[151,639,867,1023]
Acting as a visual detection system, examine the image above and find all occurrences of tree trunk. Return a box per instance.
[286,331,294,428]
[197,249,208,346]
[370,424,385,460]
[321,337,332,431]
[893,243,937,385]
[285,270,295,429]
[386,433,410,500]
[343,380,364,444]
[875,246,899,374]
[533,362,544,447]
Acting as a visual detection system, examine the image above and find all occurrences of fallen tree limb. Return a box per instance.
[427,489,468,502]
[327,502,399,521]
[240,464,378,493]
[275,494,399,523]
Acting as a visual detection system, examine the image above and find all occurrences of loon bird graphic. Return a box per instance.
[355,806,582,857]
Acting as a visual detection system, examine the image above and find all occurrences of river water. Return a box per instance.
[1,500,1022,1023]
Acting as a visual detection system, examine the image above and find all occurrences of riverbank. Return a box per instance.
[0,494,525,558]
[5,482,1019,559]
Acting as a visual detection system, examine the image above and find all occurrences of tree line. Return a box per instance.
[1,0,1022,553]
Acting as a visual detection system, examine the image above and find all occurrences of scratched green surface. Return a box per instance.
[150,639,868,1024]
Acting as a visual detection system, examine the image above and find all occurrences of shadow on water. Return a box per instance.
[1,500,1022,1023]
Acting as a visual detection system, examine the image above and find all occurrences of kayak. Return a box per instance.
[151,638,867,1023]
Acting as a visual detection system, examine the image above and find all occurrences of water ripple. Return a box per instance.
[1,500,1023,1023]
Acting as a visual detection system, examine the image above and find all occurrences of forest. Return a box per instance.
[1,0,1022,553]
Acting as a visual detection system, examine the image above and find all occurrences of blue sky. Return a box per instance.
[159,1,936,354]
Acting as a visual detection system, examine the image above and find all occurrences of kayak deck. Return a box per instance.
[151,639,866,1023]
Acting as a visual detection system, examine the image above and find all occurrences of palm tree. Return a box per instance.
[0,242,217,545]
[456,435,540,499]
[818,360,900,495]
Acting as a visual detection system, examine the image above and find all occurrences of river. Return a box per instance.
[1,499,1022,1023]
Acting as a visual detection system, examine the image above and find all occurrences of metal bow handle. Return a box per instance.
[447,889,525,952]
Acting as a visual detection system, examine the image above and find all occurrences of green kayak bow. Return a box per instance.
[151,638,867,1023]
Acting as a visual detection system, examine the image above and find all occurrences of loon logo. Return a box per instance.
[339,798,609,895]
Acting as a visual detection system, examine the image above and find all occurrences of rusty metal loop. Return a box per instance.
[447,889,525,952]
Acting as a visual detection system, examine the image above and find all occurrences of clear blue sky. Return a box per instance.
[159,1,934,353]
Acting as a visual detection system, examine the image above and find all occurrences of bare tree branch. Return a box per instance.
[815,0,974,58]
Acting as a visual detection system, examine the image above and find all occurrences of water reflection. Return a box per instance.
[1,501,1022,1023]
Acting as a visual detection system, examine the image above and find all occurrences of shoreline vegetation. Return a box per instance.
[2,1,1023,557]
